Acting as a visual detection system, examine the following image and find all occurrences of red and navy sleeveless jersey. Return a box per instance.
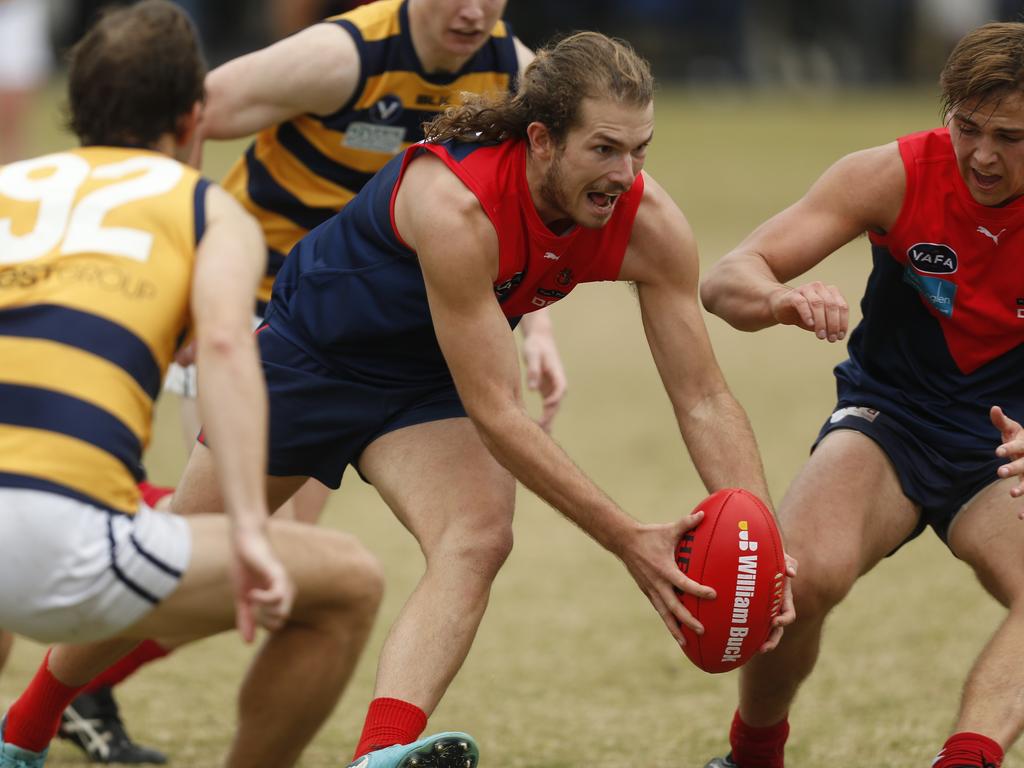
[838,127,1024,449]
[266,137,642,383]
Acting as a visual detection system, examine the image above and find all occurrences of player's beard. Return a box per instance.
[538,148,573,228]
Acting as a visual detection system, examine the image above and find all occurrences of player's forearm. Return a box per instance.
[470,400,637,554]
[196,330,270,530]
[676,389,772,506]
[700,252,786,331]
[201,63,281,141]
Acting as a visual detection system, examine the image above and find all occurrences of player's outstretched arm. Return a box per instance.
[699,142,905,341]
[621,174,798,640]
[193,185,292,641]
[394,154,714,647]
[198,22,360,143]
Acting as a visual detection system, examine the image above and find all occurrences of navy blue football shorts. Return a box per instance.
[813,401,1002,545]
[257,323,467,488]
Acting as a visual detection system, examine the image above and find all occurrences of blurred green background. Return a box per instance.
[0,81,1008,767]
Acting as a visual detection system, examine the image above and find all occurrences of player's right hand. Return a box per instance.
[230,528,295,642]
[770,281,849,343]
[619,512,716,648]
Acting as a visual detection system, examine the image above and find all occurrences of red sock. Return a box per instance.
[4,650,86,752]
[353,697,427,759]
[729,709,789,768]
[932,732,1003,768]
[138,480,174,508]
[81,640,170,694]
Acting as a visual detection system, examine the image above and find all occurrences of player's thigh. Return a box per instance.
[171,440,307,517]
[780,429,920,597]
[358,417,516,554]
[948,477,1024,607]
[123,514,381,639]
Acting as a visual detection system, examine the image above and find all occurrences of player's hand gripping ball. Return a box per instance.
[675,488,786,673]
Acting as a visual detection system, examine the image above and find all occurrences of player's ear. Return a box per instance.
[526,121,556,162]
[175,101,203,149]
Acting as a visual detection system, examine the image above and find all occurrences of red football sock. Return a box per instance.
[4,650,86,752]
[353,697,427,759]
[81,640,170,694]
[932,732,1003,768]
[729,709,789,768]
[138,480,174,508]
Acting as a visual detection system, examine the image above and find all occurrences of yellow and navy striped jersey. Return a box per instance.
[0,147,209,514]
[220,0,519,307]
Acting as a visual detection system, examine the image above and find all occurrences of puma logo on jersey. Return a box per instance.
[543,251,560,260]
[977,225,1006,245]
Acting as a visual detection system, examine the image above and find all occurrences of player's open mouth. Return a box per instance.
[972,168,1001,189]
[587,192,618,211]
[450,28,484,40]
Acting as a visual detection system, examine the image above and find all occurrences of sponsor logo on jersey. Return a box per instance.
[493,271,524,302]
[416,93,451,107]
[977,225,1006,245]
[0,262,157,300]
[1017,297,1024,319]
[536,287,568,300]
[829,405,879,424]
[343,122,406,154]
[902,267,956,318]
[907,242,957,274]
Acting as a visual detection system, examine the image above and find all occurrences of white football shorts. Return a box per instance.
[0,488,192,643]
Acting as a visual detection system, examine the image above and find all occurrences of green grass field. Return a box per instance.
[1,82,1011,767]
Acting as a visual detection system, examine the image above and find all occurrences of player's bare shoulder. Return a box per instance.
[393,149,496,257]
[815,141,905,234]
[619,171,698,286]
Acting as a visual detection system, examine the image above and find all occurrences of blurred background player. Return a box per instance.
[171,31,795,767]
[0,3,386,767]
[0,0,52,164]
[700,21,1024,768]
[170,0,568,525]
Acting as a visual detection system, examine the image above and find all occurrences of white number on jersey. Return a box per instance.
[0,153,185,265]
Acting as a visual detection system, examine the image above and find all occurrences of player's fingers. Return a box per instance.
[663,587,705,636]
[651,593,689,646]
[802,283,831,339]
[676,509,705,535]
[823,284,847,342]
[759,623,784,653]
[235,597,256,644]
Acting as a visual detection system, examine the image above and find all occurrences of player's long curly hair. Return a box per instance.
[940,22,1024,117]
[67,0,206,148]
[424,31,654,146]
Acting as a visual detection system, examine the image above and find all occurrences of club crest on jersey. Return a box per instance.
[556,268,574,286]
[907,242,957,275]
[369,95,404,124]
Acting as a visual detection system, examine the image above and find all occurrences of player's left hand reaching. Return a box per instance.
[991,405,1024,512]
[230,527,295,642]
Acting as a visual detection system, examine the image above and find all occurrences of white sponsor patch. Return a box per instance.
[829,406,879,424]
[343,122,406,154]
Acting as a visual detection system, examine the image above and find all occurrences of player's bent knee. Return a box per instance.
[427,523,513,580]
[788,553,859,620]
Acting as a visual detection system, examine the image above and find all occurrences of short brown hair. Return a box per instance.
[425,31,654,145]
[940,22,1024,117]
[67,0,206,147]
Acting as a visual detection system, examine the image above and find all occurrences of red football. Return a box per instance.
[675,488,786,673]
